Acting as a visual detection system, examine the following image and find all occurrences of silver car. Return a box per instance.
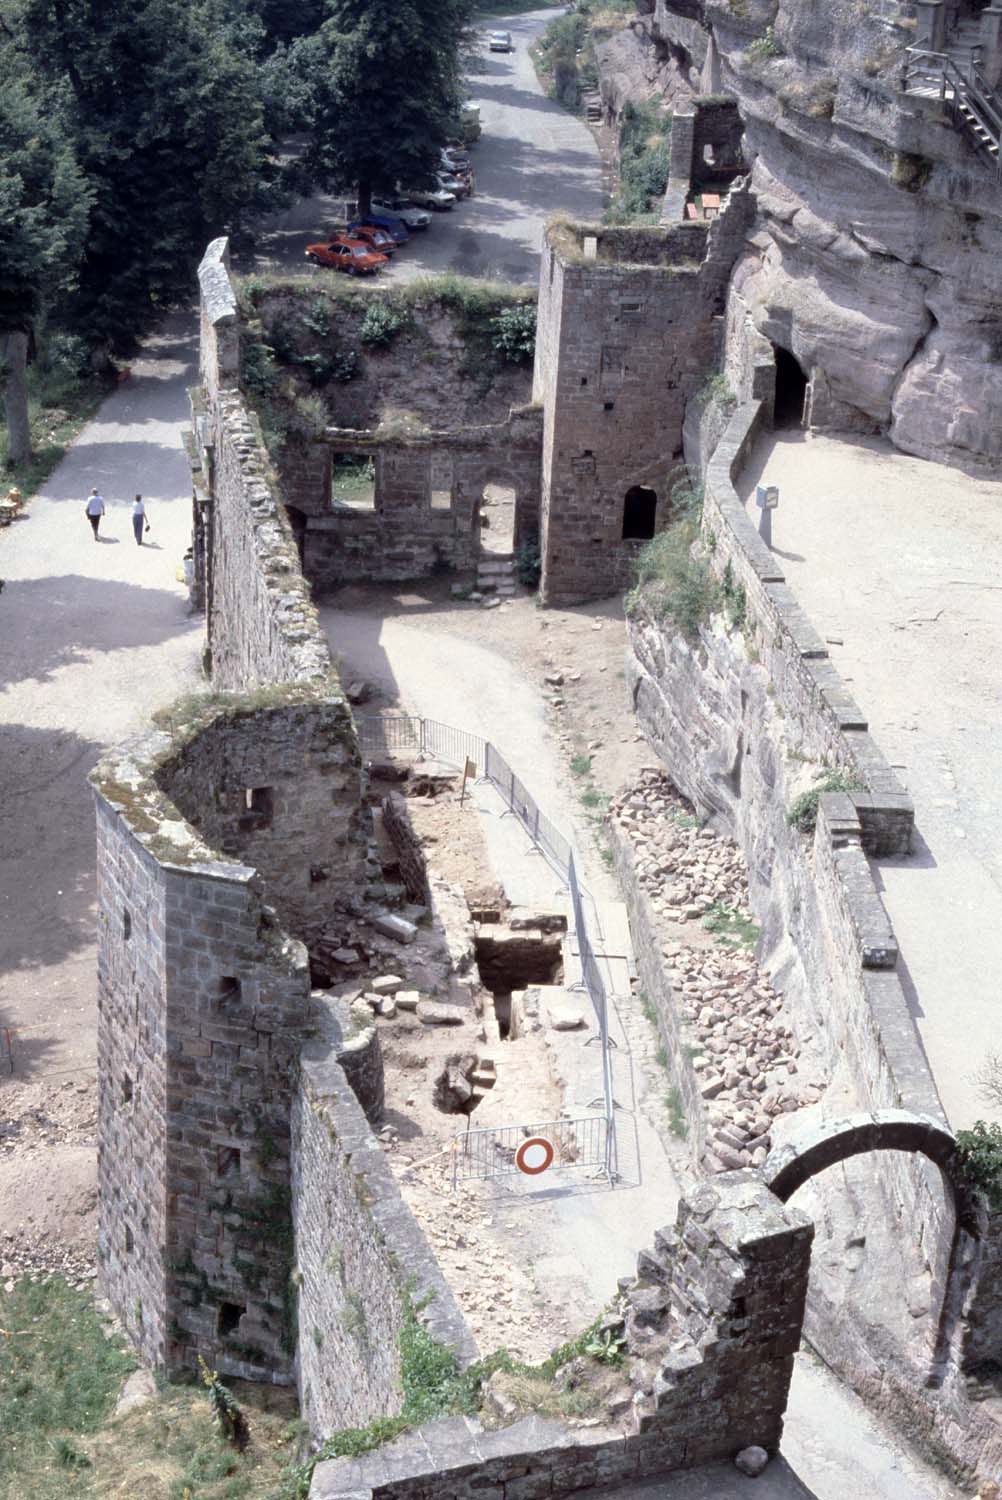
[489,30,513,51]
[371,196,432,229]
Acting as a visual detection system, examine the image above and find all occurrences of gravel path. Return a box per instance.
[739,431,1002,1131]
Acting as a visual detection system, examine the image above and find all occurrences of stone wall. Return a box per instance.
[159,691,367,945]
[293,998,476,1440]
[93,724,314,1383]
[311,1172,814,1498]
[381,792,431,906]
[283,408,543,590]
[533,197,752,606]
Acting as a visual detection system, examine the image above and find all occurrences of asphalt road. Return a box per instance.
[253,8,604,285]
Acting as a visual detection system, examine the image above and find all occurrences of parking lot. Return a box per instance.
[251,7,604,286]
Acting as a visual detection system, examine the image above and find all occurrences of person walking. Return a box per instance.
[85,487,105,540]
[131,494,148,546]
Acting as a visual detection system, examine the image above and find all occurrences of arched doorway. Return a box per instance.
[622,485,658,540]
[773,345,808,428]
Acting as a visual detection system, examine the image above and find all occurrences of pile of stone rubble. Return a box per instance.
[611,770,822,1173]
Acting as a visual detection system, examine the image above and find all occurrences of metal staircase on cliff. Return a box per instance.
[902,21,1002,174]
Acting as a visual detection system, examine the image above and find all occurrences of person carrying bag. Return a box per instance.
[132,494,149,546]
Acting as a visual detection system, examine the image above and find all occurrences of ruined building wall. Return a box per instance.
[310,1172,814,1499]
[533,204,751,606]
[280,409,543,591]
[293,1000,476,1440]
[160,696,367,945]
[93,722,313,1383]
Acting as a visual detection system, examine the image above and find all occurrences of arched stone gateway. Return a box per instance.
[762,1109,961,1205]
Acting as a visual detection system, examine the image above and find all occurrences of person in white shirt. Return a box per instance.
[85,488,105,540]
[131,494,148,546]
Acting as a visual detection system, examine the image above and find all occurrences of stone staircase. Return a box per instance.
[476,554,517,597]
[581,90,603,122]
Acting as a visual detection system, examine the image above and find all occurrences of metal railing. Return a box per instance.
[902,46,1002,175]
[355,713,619,1185]
[452,1114,610,1185]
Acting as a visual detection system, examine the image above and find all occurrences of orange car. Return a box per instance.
[305,237,389,275]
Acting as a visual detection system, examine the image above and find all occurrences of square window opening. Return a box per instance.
[244,786,274,825]
[217,976,242,1008]
[331,452,376,511]
[218,1301,245,1338]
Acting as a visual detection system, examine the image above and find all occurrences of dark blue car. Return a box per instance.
[348,214,409,246]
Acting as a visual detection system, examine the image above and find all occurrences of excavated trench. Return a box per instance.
[473,931,564,1039]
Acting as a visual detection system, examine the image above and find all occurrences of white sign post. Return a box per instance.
[756,484,779,547]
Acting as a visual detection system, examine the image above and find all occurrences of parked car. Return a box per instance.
[442,146,471,171]
[437,171,469,200]
[488,30,513,51]
[345,222,399,255]
[405,184,456,210]
[305,238,389,275]
[371,196,432,230]
[459,101,481,144]
[345,208,409,244]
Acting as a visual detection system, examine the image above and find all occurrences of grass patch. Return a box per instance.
[570,752,592,776]
[702,901,760,951]
[605,98,672,223]
[665,1086,687,1140]
[787,768,865,834]
[625,469,722,639]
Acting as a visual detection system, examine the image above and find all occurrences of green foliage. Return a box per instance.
[666,1086,688,1140]
[0,1278,135,1490]
[787,767,865,833]
[955,1122,1002,1209]
[629,522,720,639]
[699,372,737,410]
[298,0,474,211]
[582,1328,626,1365]
[702,901,760,950]
[570,753,592,776]
[747,25,784,59]
[360,299,410,348]
[340,1293,370,1350]
[198,1356,250,1451]
[720,559,747,631]
[514,541,542,590]
[605,98,672,223]
[489,302,537,365]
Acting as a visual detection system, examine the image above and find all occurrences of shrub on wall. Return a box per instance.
[956,1122,1002,1209]
[490,303,537,365]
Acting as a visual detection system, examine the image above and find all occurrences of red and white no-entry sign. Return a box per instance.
[515,1136,555,1176]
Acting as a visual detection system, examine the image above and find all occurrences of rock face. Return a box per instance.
[652,0,1002,467]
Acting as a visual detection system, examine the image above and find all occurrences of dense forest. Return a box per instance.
[0,0,474,467]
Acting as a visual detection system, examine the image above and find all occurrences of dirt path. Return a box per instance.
[739,431,1002,1131]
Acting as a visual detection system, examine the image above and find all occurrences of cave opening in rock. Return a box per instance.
[474,932,564,1039]
[773,345,808,428]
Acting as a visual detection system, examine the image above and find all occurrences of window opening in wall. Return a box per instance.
[217,976,242,1008]
[244,786,274,826]
[122,1074,133,1104]
[123,909,132,940]
[604,401,614,411]
[125,1225,134,1253]
[218,1301,244,1337]
[580,377,588,387]
[622,486,658,540]
[773,344,808,428]
[479,482,516,557]
[430,489,452,510]
[621,302,641,317]
[217,1146,241,1179]
[331,452,376,510]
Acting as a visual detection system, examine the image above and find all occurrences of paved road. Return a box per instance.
[740,431,1002,1131]
[0,314,202,1078]
[253,8,604,284]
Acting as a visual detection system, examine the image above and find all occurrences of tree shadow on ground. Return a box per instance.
[0,575,200,690]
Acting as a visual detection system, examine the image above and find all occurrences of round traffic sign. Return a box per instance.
[515,1136,555,1176]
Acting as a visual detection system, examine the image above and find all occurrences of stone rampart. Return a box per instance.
[311,1172,814,1499]
[293,998,476,1440]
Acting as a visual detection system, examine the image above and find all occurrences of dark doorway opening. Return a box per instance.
[773,346,808,428]
[474,931,564,1040]
[286,504,307,564]
[622,486,658,540]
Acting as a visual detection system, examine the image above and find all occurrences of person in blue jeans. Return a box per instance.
[85,488,105,539]
[131,494,148,546]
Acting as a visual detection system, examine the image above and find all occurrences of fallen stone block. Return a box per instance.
[417,1000,466,1026]
[371,913,417,944]
[396,990,421,1011]
[371,974,403,995]
[549,1004,586,1031]
[331,947,359,964]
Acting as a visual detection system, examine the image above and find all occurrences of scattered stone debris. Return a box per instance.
[611,769,822,1172]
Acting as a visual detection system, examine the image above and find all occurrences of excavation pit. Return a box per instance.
[474,929,564,1039]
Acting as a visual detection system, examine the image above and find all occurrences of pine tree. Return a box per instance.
[302,0,474,216]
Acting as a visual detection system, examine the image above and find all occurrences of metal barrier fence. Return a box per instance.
[354,713,618,1184]
[452,1114,609,1185]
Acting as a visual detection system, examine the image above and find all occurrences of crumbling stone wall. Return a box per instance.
[310,1172,813,1498]
[160,692,367,945]
[293,998,476,1440]
[381,792,431,906]
[282,409,543,590]
[93,724,314,1383]
[533,200,752,605]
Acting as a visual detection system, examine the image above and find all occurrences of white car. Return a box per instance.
[488,30,513,51]
[405,184,456,211]
[371,196,432,230]
[437,171,469,200]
